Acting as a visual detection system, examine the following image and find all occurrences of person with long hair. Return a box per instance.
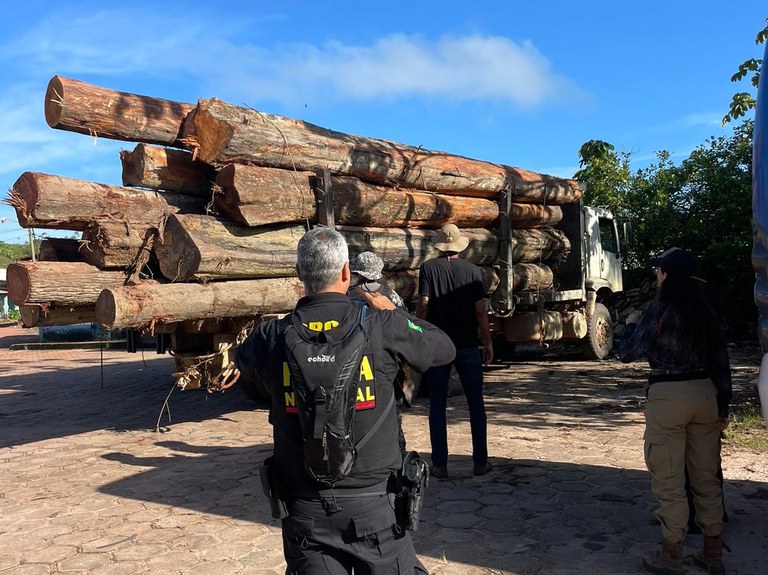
[620,247,732,575]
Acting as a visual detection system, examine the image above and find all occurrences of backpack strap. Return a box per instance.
[351,302,395,450]
[355,392,395,451]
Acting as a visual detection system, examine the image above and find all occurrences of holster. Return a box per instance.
[260,456,289,519]
[393,451,430,531]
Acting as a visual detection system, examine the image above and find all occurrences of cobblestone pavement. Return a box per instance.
[1,324,766,574]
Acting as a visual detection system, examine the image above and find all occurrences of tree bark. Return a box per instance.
[8,172,206,230]
[38,237,84,262]
[375,263,552,303]
[20,304,98,327]
[214,164,500,228]
[80,220,156,269]
[154,214,502,282]
[190,97,583,202]
[96,277,304,329]
[154,214,568,282]
[508,204,563,228]
[44,75,195,147]
[121,143,215,197]
[7,261,129,306]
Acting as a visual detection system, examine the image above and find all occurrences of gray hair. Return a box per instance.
[296,227,349,293]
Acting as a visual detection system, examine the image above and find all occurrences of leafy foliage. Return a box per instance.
[723,18,768,125]
[574,140,633,214]
[0,241,31,268]
[576,121,754,335]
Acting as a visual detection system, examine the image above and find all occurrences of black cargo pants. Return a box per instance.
[282,490,428,574]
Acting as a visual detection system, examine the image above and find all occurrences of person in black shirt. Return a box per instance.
[234,227,455,574]
[416,224,494,479]
[620,247,731,575]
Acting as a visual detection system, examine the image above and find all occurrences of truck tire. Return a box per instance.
[583,302,614,360]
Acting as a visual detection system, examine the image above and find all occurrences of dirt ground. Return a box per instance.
[481,339,768,481]
[2,325,767,574]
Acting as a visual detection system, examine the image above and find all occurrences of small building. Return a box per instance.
[0,268,17,319]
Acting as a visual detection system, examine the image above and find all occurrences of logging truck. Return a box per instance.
[488,199,627,360]
[6,75,632,392]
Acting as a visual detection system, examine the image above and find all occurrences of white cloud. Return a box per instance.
[232,34,580,107]
[2,8,579,108]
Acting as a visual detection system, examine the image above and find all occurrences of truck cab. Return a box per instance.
[584,206,623,295]
[493,202,626,360]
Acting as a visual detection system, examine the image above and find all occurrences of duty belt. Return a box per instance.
[648,369,709,384]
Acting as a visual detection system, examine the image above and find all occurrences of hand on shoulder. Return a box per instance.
[360,290,397,311]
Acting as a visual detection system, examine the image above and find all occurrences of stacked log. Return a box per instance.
[5,75,581,385]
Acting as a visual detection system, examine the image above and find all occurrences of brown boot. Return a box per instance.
[693,536,726,575]
[642,541,685,575]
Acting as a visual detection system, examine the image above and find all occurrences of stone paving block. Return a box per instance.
[0,564,53,575]
[3,336,767,574]
[58,551,111,571]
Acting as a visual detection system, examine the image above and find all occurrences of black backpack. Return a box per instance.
[283,305,393,485]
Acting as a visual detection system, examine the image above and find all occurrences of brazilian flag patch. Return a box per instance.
[407,320,423,333]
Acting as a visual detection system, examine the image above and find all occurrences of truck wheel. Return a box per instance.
[583,303,614,360]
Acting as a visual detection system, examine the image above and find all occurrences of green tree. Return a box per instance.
[574,140,633,214]
[575,121,754,334]
[723,17,768,125]
[0,241,32,268]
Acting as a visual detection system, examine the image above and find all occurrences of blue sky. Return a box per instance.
[0,1,765,245]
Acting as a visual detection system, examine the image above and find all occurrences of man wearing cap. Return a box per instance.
[620,247,731,575]
[348,250,410,456]
[349,251,406,310]
[416,224,494,479]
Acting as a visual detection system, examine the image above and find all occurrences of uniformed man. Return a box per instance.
[235,227,455,574]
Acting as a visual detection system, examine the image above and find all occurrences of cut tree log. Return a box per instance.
[20,304,98,327]
[6,261,129,306]
[508,203,563,228]
[154,214,503,282]
[214,164,499,228]
[373,263,552,302]
[7,172,206,230]
[121,143,214,197]
[45,75,195,147]
[154,214,568,282]
[96,277,304,329]
[96,261,553,330]
[190,97,583,202]
[80,219,156,269]
[38,237,84,262]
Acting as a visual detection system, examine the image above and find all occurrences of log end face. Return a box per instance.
[120,145,142,187]
[155,218,199,282]
[6,262,32,305]
[19,305,42,328]
[44,76,66,128]
[193,100,235,165]
[95,289,117,331]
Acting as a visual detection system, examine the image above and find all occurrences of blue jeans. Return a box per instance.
[426,346,488,468]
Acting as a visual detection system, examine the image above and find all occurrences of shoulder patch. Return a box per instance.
[407,319,423,333]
